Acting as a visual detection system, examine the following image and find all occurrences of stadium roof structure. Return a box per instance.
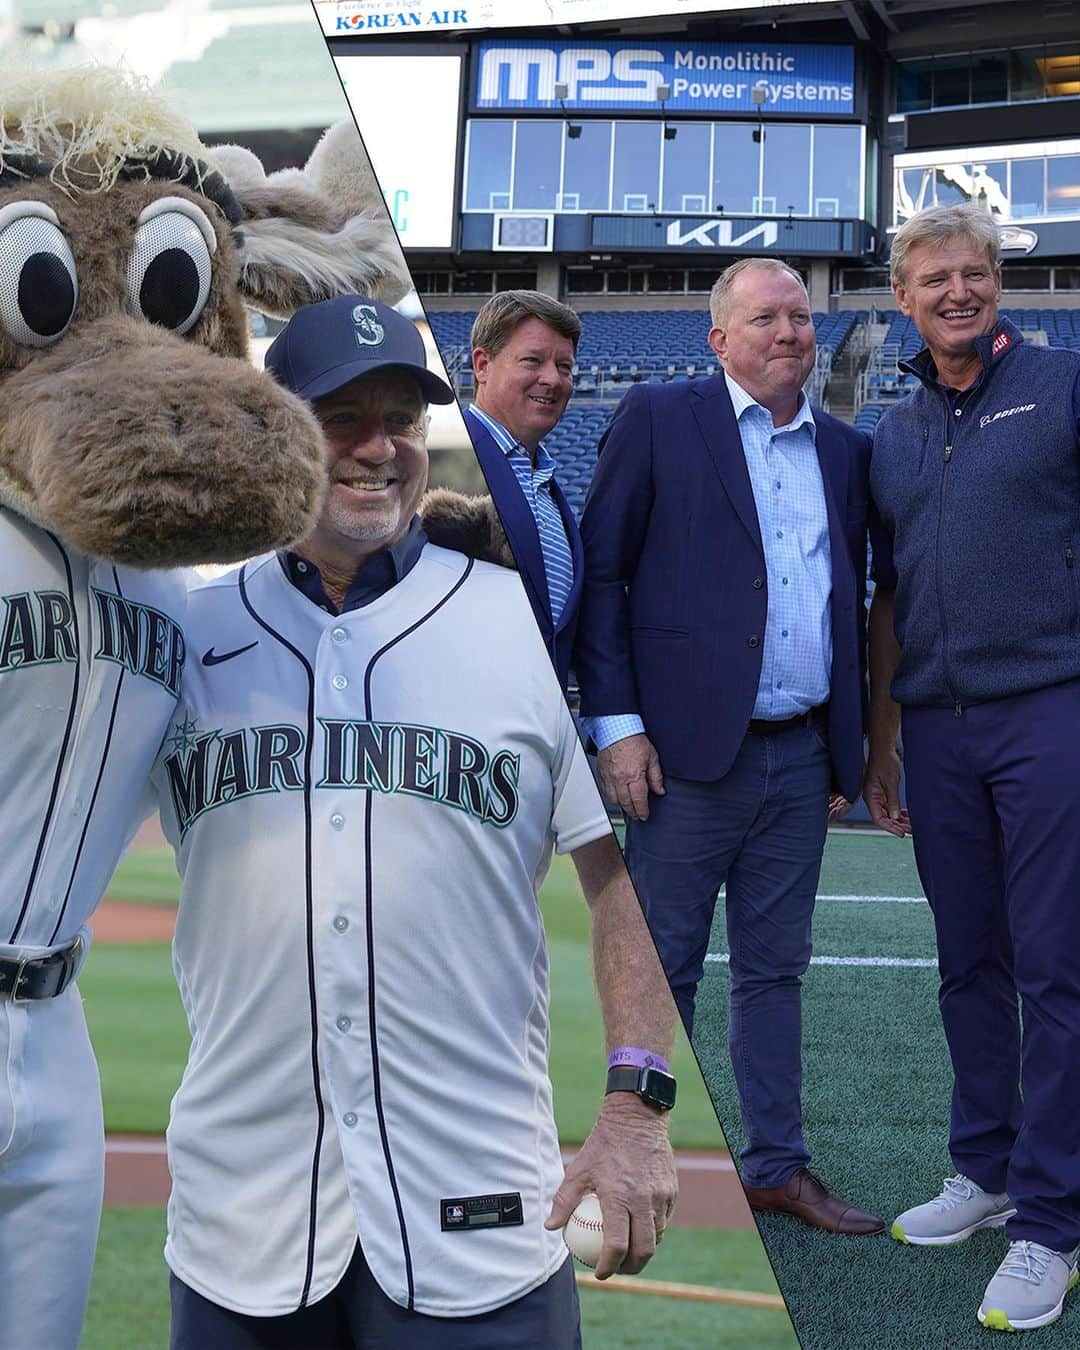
[317,0,1078,53]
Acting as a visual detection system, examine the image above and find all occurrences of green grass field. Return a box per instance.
[84,1213,796,1350]
[693,830,1080,1348]
[82,849,793,1347]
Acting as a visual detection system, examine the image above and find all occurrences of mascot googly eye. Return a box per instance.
[0,201,79,347]
[0,66,411,569]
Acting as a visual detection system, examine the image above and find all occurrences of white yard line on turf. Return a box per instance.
[719,892,926,903]
[817,894,925,903]
[705,953,936,968]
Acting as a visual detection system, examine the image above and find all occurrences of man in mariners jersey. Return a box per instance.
[150,295,679,1349]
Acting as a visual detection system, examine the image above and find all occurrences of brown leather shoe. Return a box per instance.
[743,1169,885,1235]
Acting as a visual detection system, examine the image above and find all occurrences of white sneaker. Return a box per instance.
[978,1240,1080,1331]
[891,1175,1015,1246]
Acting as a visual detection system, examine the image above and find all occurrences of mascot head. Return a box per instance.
[0,66,411,567]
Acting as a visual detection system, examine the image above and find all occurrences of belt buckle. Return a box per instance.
[63,935,83,990]
[10,957,31,1004]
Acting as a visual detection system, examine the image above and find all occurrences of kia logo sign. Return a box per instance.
[666,219,780,249]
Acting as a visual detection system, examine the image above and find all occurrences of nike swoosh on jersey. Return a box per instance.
[202,642,259,667]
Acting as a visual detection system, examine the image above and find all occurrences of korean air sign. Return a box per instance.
[475,39,854,116]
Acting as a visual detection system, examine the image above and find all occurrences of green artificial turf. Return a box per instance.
[84,1212,794,1350]
[578,1226,797,1349]
[87,852,728,1149]
[81,944,188,1133]
[104,850,181,906]
[83,1210,171,1350]
[692,830,1080,1348]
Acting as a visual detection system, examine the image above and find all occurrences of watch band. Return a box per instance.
[605,1064,677,1111]
[607,1046,670,1073]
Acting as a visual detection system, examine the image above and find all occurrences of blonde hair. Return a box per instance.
[890,204,1000,286]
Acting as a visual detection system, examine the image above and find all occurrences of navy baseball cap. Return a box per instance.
[265,295,455,405]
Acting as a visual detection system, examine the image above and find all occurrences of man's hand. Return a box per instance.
[596,734,664,822]
[544,1093,677,1279]
[863,747,911,837]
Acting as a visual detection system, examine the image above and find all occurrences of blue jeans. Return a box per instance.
[625,722,830,1188]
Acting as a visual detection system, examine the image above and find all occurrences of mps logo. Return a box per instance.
[352,304,385,348]
[477,46,665,105]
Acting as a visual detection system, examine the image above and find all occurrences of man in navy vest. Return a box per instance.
[574,259,882,1237]
[867,203,1080,1333]
[463,291,584,691]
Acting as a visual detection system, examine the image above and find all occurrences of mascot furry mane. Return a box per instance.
[0,66,411,567]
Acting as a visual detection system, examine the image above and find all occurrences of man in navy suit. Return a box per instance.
[575,259,882,1235]
[463,291,584,690]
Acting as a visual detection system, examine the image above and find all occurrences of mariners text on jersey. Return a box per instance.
[0,584,183,696]
[163,717,521,838]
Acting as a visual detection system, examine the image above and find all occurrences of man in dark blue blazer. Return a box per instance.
[575,259,880,1235]
[461,291,584,691]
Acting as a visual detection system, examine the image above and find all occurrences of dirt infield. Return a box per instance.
[104,1137,754,1228]
[91,900,175,943]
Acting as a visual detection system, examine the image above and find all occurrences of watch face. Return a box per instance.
[641,1066,677,1110]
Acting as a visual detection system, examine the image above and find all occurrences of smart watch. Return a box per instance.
[605,1064,677,1111]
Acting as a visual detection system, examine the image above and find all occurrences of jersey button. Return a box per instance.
[331,627,347,644]
[333,916,349,933]
[342,1112,358,1128]
[332,674,348,691]
[330,812,345,830]
[747,635,760,648]
[336,1016,351,1033]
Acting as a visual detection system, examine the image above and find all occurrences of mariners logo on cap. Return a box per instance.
[352,303,385,348]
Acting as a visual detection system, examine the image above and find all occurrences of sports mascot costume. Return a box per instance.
[0,66,409,1347]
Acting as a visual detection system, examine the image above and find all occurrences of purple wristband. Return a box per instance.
[607,1046,670,1073]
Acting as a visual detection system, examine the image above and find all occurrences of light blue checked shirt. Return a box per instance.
[467,405,574,623]
[587,373,832,751]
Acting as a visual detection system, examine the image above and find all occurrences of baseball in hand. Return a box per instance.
[563,1193,604,1268]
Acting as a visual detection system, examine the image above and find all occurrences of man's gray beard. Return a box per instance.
[324,493,402,544]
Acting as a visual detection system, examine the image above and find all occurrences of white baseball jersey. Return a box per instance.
[0,509,186,950]
[151,543,609,1318]
[0,507,186,1350]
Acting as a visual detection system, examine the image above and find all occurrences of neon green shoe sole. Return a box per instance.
[978,1308,1015,1332]
[978,1269,1079,1331]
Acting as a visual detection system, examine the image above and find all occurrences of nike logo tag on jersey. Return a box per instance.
[441,1192,524,1231]
[202,642,258,667]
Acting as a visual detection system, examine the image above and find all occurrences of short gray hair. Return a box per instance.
[470,290,582,358]
[890,204,1000,287]
[709,258,808,327]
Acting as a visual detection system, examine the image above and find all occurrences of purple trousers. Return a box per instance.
[903,680,1080,1251]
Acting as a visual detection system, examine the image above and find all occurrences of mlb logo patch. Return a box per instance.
[352,303,385,348]
[991,331,1012,358]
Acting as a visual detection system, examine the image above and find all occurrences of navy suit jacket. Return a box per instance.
[574,375,871,801]
[463,407,584,691]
